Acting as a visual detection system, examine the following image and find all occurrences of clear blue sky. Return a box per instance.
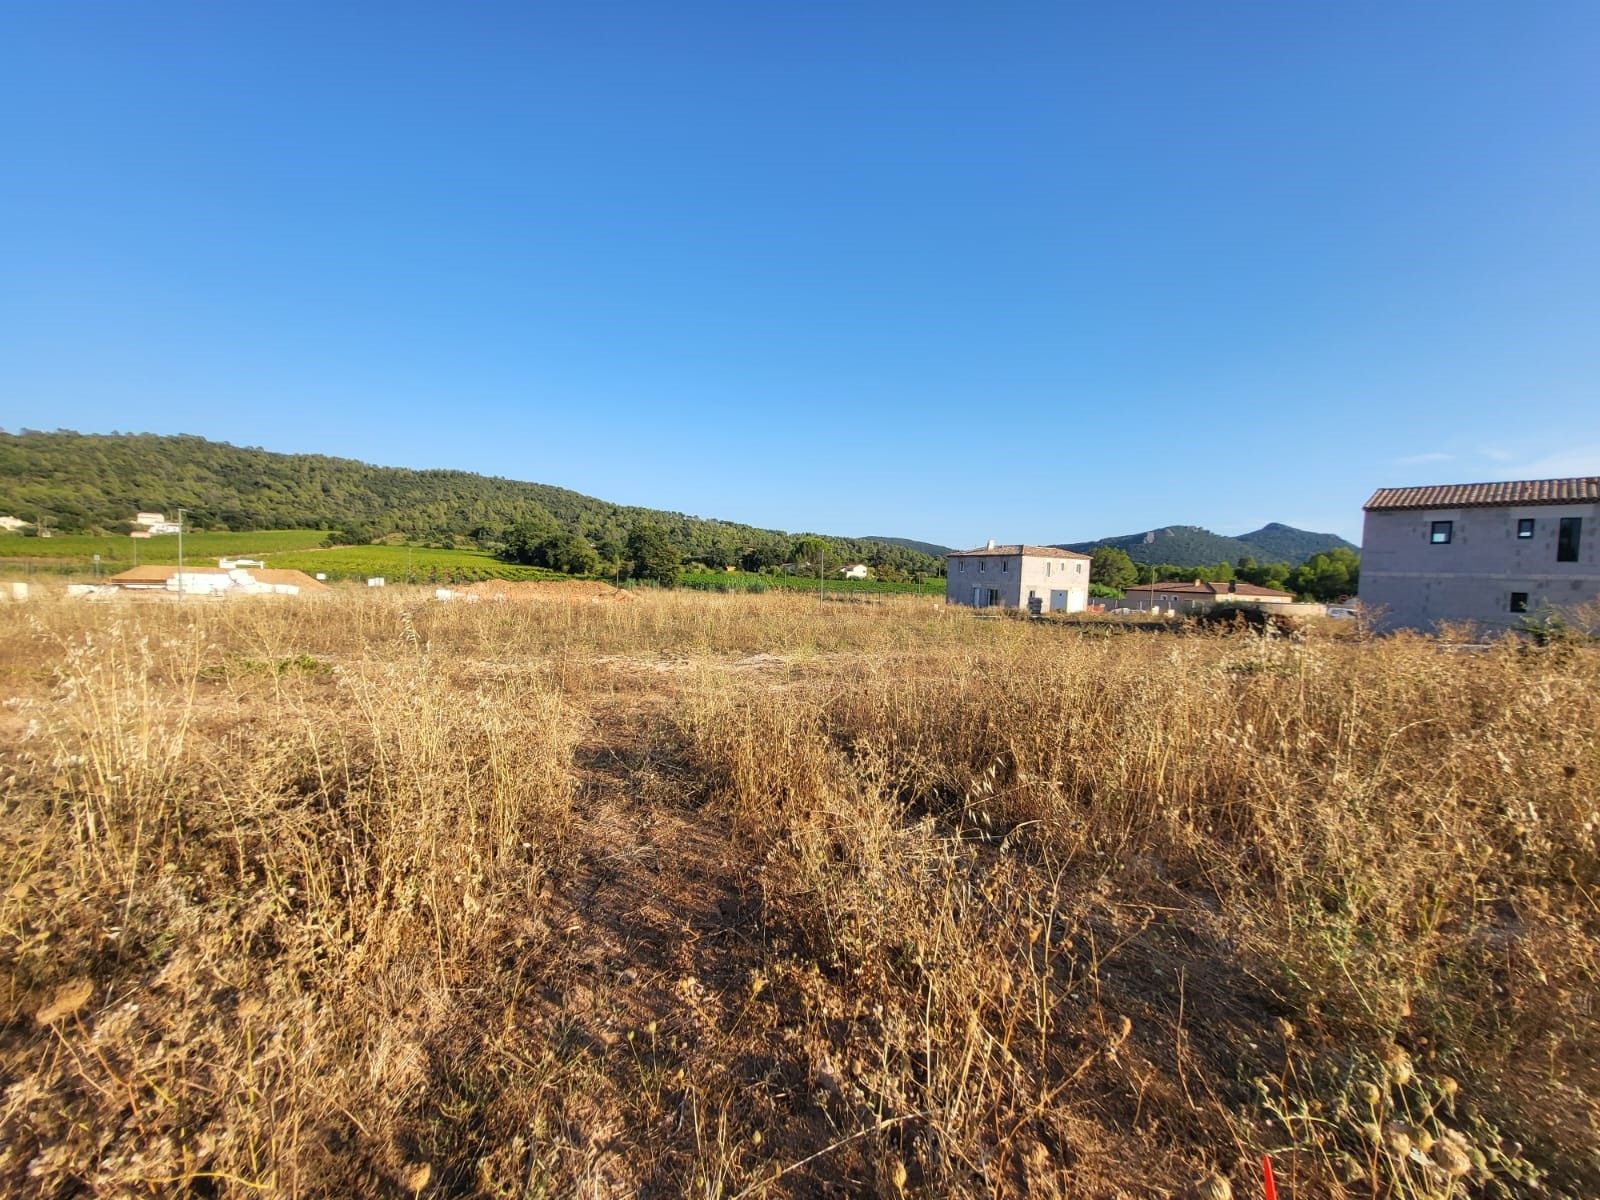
[5,3,1599,546]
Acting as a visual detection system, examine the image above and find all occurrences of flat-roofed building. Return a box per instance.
[106,564,330,596]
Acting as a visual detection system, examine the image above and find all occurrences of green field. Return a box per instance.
[0,529,335,568]
[269,545,565,583]
[0,532,944,590]
[0,531,564,583]
[678,570,944,595]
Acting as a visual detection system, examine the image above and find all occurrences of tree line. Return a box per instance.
[1089,545,1360,602]
[496,512,940,587]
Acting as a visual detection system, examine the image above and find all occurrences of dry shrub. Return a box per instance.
[676,630,1600,1196]
[2,612,579,1194]
[1,591,1596,1198]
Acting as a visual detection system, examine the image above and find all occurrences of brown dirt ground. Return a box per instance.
[455,580,635,603]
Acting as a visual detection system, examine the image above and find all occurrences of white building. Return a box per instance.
[945,542,1090,612]
[837,563,870,580]
[105,564,330,596]
[130,512,183,535]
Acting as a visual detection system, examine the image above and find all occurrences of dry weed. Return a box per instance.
[0,589,1595,1197]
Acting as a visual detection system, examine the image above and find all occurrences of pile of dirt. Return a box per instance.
[1192,604,1301,637]
[455,580,635,603]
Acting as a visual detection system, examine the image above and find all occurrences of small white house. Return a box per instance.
[0,516,31,533]
[945,542,1091,612]
[837,563,870,580]
[108,566,236,594]
[130,512,182,535]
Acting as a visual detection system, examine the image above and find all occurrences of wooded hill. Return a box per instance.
[1061,522,1357,567]
[0,431,945,576]
[858,535,954,557]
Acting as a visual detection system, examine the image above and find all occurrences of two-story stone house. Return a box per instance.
[945,542,1091,612]
[1358,476,1599,632]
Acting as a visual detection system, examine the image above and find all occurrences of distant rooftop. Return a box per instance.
[946,543,1091,559]
[1125,580,1294,598]
[109,565,228,581]
[1365,476,1600,511]
[106,564,329,590]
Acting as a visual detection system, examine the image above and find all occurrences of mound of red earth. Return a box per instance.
[455,580,635,603]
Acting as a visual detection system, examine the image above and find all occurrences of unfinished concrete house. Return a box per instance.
[1358,475,1599,632]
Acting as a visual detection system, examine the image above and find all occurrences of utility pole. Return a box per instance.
[819,545,825,603]
[176,508,187,597]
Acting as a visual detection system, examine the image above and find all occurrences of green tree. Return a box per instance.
[541,531,601,575]
[790,536,830,578]
[627,521,680,586]
[1090,546,1138,590]
[1249,561,1293,590]
[593,533,626,579]
[500,508,560,565]
[740,540,787,572]
[1289,548,1360,601]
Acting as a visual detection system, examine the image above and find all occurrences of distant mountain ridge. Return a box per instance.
[1059,522,1356,567]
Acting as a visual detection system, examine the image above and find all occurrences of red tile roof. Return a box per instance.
[1365,476,1600,511]
[1125,580,1293,599]
[947,544,1091,559]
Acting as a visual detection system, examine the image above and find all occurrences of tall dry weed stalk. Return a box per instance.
[2,602,579,1194]
[675,626,1600,1195]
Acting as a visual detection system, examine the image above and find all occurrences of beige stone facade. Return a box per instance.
[945,543,1090,613]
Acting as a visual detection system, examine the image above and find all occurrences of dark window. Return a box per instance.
[1430,520,1453,544]
[1558,517,1581,562]
[1517,518,1535,539]
[1510,592,1529,613]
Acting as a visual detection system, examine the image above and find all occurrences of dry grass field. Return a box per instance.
[1,587,1596,1198]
